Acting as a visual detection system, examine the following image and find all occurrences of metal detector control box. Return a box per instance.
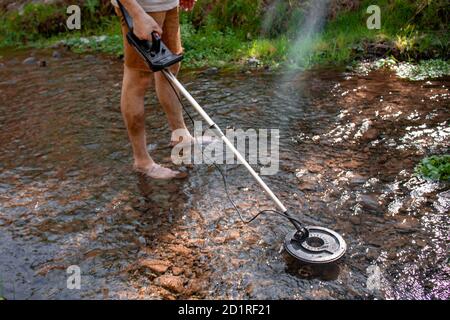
[117,1,183,72]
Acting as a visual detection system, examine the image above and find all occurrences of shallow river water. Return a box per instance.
[0,49,448,299]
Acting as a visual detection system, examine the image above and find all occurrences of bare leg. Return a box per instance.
[154,63,192,143]
[121,66,153,168]
[121,66,185,179]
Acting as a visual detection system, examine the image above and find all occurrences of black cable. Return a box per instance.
[162,70,305,228]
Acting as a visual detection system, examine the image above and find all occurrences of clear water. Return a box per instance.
[0,49,448,299]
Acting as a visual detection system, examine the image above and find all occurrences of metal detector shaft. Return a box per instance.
[162,69,294,216]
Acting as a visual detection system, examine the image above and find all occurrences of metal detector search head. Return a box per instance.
[284,226,346,264]
[116,0,183,71]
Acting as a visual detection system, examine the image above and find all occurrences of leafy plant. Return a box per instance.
[415,155,450,182]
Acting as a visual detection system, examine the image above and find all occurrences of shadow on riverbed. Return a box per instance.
[0,49,448,299]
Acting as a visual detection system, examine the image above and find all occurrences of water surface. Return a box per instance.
[0,49,448,299]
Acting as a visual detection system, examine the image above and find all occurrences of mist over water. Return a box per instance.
[263,0,332,130]
[262,0,331,68]
[288,0,330,67]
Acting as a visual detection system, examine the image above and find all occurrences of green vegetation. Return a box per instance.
[352,58,450,80]
[393,59,450,80]
[0,0,448,70]
[415,155,450,182]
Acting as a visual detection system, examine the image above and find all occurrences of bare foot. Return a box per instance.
[134,163,187,180]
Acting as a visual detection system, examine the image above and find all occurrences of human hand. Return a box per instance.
[133,13,163,40]
[180,0,196,11]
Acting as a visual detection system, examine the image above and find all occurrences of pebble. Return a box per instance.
[298,177,316,191]
[358,194,383,213]
[52,50,62,59]
[186,279,202,295]
[203,67,219,75]
[155,275,184,294]
[247,57,261,66]
[168,244,191,256]
[172,267,183,276]
[349,173,366,185]
[140,259,171,274]
[138,236,146,245]
[22,57,38,65]
[362,128,379,140]
[226,230,240,241]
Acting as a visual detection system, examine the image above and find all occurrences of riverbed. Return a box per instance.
[0,49,448,299]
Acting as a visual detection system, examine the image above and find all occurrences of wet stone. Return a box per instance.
[362,128,379,140]
[348,173,366,185]
[298,176,317,191]
[168,244,192,256]
[358,194,384,213]
[155,275,185,294]
[172,267,183,276]
[185,279,203,295]
[140,259,171,274]
[22,57,38,65]
[203,67,219,75]
[226,230,240,241]
[247,57,261,66]
[52,51,62,59]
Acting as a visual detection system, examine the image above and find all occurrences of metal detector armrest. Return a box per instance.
[126,32,183,71]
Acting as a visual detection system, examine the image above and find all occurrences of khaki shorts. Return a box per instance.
[115,6,183,72]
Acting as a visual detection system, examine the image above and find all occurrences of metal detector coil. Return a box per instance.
[284,226,346,264]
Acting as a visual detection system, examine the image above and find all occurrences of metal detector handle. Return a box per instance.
[151,32,161,53]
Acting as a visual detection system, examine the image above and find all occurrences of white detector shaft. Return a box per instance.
[162,69,288,213]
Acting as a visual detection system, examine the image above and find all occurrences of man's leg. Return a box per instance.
[151,7,192,145]
[154,63,192,144]
[121,66,185,179]
[121,66,153,169]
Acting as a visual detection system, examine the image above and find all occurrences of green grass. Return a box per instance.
[298,0,449,67]
[0,0,448,70]
[415,155,450,182]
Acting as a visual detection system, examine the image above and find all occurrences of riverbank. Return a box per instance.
[0,0,448,71]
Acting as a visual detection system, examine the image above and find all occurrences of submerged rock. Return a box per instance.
[358,194,383,213]
[168,244,192,256]
[140,259,171,274]
[226,230,240,241]
[155,275,185,294]
[172,266,183,276]
[362,128,379,141]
